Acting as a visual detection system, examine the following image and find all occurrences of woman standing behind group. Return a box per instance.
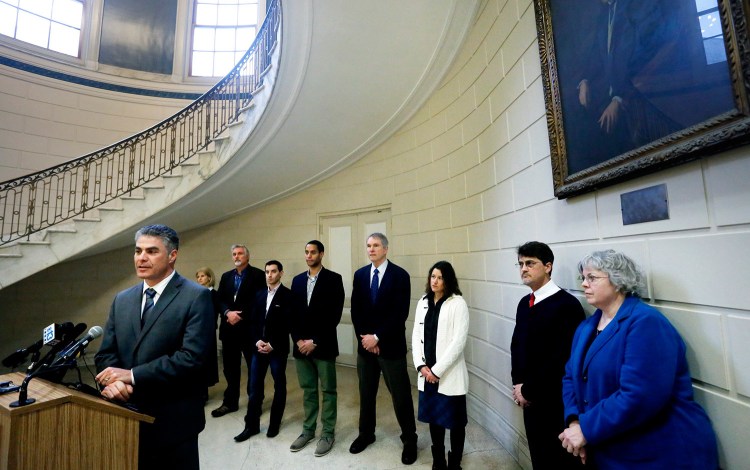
[196,267,221,390]
[195,266,222,322]
[412,261,469,470]
[559,250,718,468]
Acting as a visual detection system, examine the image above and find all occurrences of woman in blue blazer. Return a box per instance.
[559,250,718,469]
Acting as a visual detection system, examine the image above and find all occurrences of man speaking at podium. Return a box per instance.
[95,224,214,470]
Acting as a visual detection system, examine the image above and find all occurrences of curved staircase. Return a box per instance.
[0,3,282,289]
[0,0,480,289]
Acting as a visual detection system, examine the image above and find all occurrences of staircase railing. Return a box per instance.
[0,0,280,245]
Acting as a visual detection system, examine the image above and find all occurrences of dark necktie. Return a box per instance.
[370,268,379,304]
[141,288,157,326]
[234,272,242,294]
[529,292,535,308]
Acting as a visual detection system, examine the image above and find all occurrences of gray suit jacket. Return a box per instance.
[95,272,215,446]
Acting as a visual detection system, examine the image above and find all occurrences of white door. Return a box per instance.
[320,208,391,367]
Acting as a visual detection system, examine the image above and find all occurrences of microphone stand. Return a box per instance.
[10,359,77,408]
[25,350,42,373]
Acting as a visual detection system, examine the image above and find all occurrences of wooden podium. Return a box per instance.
[0,372,154,470]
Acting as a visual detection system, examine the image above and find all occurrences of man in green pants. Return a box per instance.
[289,240,345,457]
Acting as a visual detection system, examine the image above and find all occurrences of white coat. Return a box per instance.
[411,294,469,396]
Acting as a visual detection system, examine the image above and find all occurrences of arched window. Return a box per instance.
[0,0,83,57]
[191,0,260,77]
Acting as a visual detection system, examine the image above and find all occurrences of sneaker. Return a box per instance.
[290,433,315,452]
[314,436,335,457]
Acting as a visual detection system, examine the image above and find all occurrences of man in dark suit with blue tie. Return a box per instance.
[95,224,215,470]
[234,260,293,442]
[349,232,418,465]
[212,244,266,418]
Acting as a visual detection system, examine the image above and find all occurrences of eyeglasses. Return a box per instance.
[515,260,539,269]
[577,274,609,283]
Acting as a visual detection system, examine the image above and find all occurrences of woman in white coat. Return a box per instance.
[412,261,469,470]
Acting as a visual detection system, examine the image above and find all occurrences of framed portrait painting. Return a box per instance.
[534,0,750,198]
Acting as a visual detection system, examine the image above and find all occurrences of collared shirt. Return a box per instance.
[370,259,388,287]
[134,270,175,386]
[266,284,279,314]
[306,271,319,306]
[141,270,175,313]
[233,267,248,301]
[532,279,562,305]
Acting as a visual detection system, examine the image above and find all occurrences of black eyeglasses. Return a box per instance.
[515,260,539,269]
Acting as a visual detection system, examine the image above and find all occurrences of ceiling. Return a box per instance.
[82,0,480,255]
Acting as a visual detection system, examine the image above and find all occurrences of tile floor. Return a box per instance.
[198,360,521,469]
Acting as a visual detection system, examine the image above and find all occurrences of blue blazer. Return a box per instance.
[350,261,411,359]
[95,273,215,447]
[562,296,718,469]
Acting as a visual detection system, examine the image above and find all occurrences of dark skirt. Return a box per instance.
[417,382,467,429]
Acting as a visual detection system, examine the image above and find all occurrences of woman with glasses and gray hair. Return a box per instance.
[559,249,718,468]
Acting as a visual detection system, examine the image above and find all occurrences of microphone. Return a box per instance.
[2,339,44,368]
[9,322,89,407]
[42,322,75,346]
[27,323,87,374]
[2,322,77,369]
[54,326,104,363]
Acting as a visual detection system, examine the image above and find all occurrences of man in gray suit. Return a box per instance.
[95,224,214,470]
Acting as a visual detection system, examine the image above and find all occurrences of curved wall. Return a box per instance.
[171,1,748,467]
[1,1,749,468]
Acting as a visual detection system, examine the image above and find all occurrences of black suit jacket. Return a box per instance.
[350,261,411,359]
[249,284,292,357]
[290,267,344,360]
[216,265,265,341]
[95,272,215,446]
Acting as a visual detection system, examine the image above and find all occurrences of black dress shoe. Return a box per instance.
[211,404,239,417]
[402,441,417,465]
[266,425,280,438]
[349,434,376,454]
[234,427,260,442]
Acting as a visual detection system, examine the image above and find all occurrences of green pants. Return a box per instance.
[295,356,337,437]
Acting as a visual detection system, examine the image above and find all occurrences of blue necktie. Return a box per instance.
[370,268,379,304]
[141,288,156,326]
[234,272,242,293]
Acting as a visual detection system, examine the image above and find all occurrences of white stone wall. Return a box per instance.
[0,67,191,182]
[1,0,749,468]
[190,0,750,466]
[179,1,750,466]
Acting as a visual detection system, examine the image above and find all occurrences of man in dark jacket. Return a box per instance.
[212,244,265,417]
[349,232,417,465]
[288,240,344,458]
[511,241,585,469]
[95,224,214,470]
[235,260,293,442]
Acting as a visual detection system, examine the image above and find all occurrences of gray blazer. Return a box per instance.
[95,272,215,446]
